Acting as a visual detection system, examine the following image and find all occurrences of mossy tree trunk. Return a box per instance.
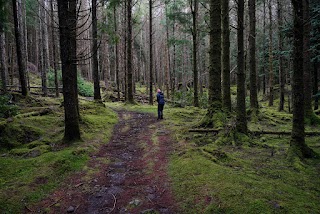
[57,0,81,142]
[236,0,248,134]
[92,0,101,101]
[222,0,231,112]
[207,0,221,121]
[249,0,258,112]
[289,0,313,159]
[12,0,28,96]
[278,0,285,111]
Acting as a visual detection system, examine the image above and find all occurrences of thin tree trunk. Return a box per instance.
[303,0,313,117]
[12,0,28,96]
[149,0,153,105]
[314,61,318,110]
[192,0,199,107]
[222,0,231,112]
[114,6,120,101]
[92,0,101,100]
[236,0,248,134]
[268,0,274,106]
[51,0,59,97]
[278,0,285,111]
[262,0,266,96]
[127,0,134,103]
[41,0,49,96]
[0,30,7,93]
[249,0,258,111]
[57,0,81,142]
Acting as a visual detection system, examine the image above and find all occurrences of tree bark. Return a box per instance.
[207,0,222,119]
[127,0,134,103]
[50,0,59,97]
[236,0,248,134]
[57,0,81,142]
[114,6,120,101]
[268,0,274,106]
[41,0,49,96]
[289,0,313,158]
[278,0,285,111]
[222,0,231,112]
[12,0,28,96]
[92,0,101,100]
[249,0,258,111]
[0,22,7,93]
[149,0,153,105]
[314,60,318,110]
[303,0,313,117]
[192,0,199,107]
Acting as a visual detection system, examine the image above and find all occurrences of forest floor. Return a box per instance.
[31,109,177,214]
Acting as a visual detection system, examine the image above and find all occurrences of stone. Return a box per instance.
[66,206,75,213]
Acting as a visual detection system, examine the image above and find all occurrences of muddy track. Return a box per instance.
[32,110,177,214]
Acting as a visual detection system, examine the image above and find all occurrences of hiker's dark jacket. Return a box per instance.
[157,92,165,105]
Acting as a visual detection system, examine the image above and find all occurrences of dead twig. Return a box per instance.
[24,205,35,212]
[108,193,117,213]
[48,197,63,208]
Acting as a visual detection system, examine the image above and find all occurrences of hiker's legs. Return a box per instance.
[157,104,161,119]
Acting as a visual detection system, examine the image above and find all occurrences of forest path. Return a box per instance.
[33,110,177,214]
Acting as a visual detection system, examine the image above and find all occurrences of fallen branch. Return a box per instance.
[188,129,320,136]
[15,108,53,119]
[108,193,117,214]
[189,129,222,133]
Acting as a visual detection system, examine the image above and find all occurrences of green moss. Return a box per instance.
[0,97,117,213]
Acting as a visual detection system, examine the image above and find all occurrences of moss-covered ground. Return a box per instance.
[0,96,117,213]
[107,98,320,213]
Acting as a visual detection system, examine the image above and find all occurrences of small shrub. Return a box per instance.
[78,75,94,97]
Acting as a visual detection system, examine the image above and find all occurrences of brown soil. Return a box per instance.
[30,110,177,214]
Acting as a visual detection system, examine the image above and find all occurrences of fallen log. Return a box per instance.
[188,129,320,136]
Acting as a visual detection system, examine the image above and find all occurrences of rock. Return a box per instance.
[28,149,41,158]
[67,206,75,213]
[129,198,141,206]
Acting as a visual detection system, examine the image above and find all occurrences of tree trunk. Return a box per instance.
[57,0,81,142]
[268,0,274,106]
[206,0,222,123]
[236,0,248,134]
[289,0,313,159]
[278,0,285,111]
[262,0,266,96]
[249,0,258,111]
[51,0,59,97]
[114,6,120,101]
[41,0,49,96]
[0,18,7,93]
[127,0,134,103]
[12,0,28,96]
[92,0,101,100]
[222,0,231,112]
[303,0,313,118]
[149,0,153,105]
[314,60,318,110]
[192,0,199,107]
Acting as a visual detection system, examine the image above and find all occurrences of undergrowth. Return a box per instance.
[0,96,117,213]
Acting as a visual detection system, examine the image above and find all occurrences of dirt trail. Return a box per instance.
[33,110,177,214]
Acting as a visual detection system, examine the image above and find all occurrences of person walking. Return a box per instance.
[156,89,165,120]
